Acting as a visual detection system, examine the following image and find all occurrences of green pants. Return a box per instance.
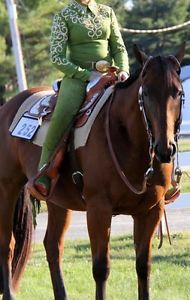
[38,77,87,169]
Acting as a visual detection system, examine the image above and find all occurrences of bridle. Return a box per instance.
[139,55,185,141]
[139,55,185,177]
[105,56,185,195]
[105,93,152,195]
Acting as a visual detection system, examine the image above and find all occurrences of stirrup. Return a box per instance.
[26,164,60,201]
[27,179,49,201]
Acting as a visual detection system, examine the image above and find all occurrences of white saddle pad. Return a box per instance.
[9,86,114,149]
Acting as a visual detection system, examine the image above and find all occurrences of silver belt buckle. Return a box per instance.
[95,60,111,73]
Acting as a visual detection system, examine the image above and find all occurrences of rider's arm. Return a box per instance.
[50,12,91,82]
[109,9,129,75]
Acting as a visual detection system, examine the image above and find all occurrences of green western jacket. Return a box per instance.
[50,0,129,82]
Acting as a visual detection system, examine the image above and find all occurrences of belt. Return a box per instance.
[82,60,111,72]
[82,61,97,70]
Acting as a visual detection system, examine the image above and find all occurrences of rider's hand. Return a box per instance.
[117,71,129,82]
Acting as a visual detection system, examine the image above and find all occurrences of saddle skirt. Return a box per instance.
[9,86,114,149]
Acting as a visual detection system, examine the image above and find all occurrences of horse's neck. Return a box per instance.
[114,82,147,142]
[109,82,150,166]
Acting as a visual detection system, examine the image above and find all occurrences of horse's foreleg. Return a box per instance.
[133,203,164,300]
[44,202,71,300]
[87,201,112,300]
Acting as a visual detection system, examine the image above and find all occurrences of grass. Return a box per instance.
[181,170,190,193]
[178,138,190,192]
[17,233,190,300]
[178,138,190,152]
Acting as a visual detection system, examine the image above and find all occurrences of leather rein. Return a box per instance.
[105,57,184,195]
[105,89,154,195]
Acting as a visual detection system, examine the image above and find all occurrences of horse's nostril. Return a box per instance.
[154,142,176,163]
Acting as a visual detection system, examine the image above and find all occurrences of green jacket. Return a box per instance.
[50,0,129,82]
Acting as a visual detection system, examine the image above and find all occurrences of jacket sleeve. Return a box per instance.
[109,9,129,74]
[50,12,91,82]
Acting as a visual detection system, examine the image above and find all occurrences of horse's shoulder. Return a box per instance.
[24,86,52,97]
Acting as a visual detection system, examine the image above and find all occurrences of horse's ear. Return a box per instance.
[175,42,186,63]
[133,44,148,65]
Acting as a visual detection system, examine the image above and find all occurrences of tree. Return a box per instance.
[0,1,16,103]
[0,0,64,101]
[17,0,64,87]
[1,0,190,101]
[122,0,190,71]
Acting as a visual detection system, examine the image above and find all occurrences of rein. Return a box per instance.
[105,91,154,195]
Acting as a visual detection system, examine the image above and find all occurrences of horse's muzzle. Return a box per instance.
[154,142,176,163]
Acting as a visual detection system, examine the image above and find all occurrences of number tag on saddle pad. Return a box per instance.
[11,116,40,140]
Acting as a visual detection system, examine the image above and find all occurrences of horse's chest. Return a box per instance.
[111,187,164,216]
[111,193,142,215]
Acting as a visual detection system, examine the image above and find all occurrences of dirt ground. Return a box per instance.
[33,207,190,242]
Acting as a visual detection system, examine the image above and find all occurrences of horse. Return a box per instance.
[0,44,185,300]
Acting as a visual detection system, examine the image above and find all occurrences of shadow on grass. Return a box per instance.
[153,252,190,267]
[63,236,135,261]
[30,234,190,267]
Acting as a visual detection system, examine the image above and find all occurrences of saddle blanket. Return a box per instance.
[9,86,114,149]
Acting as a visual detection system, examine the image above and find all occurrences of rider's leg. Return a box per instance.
[33,77,87,196]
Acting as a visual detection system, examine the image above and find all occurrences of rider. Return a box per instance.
[27,0,130,199]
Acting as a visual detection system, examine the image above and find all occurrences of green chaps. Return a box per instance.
[38,77,87,169]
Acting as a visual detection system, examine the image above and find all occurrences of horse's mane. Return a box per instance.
[115,68,142,90]
[116,54,177,91]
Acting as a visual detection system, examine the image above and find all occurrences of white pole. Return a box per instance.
[6,0,27,91]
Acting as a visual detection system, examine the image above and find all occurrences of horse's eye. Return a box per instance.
[176,90,183,97]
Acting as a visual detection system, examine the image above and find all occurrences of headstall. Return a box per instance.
[138,55,185,190]
[105,55,185,195]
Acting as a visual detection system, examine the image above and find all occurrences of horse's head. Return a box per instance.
[134,44,185,163]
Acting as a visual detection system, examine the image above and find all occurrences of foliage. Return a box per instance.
[1,0,190,100]
[17,0,67,87]
[123,0,190,71]
[0,1,15,103]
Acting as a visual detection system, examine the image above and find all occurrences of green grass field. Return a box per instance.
[17,233,190,300]
[181,170,190,193]
[178,138,190,152]
[20,138,189,299]
[178,138,190,193]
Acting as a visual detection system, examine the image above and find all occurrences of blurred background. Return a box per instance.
[1,0,190,130]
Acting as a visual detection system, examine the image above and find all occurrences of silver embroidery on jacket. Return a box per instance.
[50,1,110,66]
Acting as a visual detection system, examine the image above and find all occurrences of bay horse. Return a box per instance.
[0,44,185,300]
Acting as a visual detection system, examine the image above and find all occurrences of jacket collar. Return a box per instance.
[71,0,98,15]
